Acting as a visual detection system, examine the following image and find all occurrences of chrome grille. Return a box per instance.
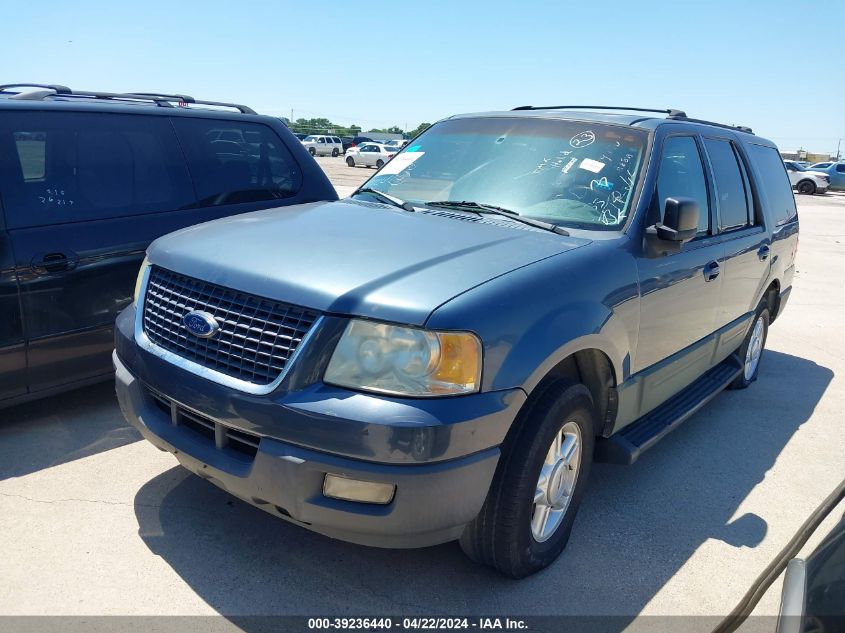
[142,266,319,386]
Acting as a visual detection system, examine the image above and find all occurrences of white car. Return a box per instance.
[383,139,409,151]
[301,135,343,157]
[345,143,396,168]
[784,160,830,195]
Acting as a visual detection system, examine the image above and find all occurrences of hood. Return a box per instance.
[148,199,588,325]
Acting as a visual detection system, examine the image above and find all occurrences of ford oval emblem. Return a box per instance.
[182,311,220,338]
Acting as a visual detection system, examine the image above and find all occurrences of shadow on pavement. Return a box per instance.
[0,381,139,480]
[133,350,832,621]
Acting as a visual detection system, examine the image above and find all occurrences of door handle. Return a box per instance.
[704,261,721,282]
[758,245,771,261]
[31,252,77,274]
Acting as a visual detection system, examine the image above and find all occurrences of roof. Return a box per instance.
[0,84,259,121]
[445,106,769,145]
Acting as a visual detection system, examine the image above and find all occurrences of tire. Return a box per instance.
[346,156,355,167]
[376,159,385,169]
[797,180,816,195]
[309,147,316,157]
[459,380,595,578]
[729,304,770,389]
[332,148,339,157]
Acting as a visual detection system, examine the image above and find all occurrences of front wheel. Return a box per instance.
[309,147,316,157]
[797,180,816,195]
[459,381,595,577]
[346,156,355,167]
[729,306,770,389]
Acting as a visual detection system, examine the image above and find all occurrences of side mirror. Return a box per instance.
[644,197,700,256]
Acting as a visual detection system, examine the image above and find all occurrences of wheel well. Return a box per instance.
[536,349,616,438]
[764,279,781,321]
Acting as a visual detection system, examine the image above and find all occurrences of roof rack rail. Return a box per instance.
[126,92,256,114]
[512,105,688,118]
[0,84,255,114]
[666,113,754,135]
[0,83,71,94]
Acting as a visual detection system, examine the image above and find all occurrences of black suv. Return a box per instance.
[0,84,337,408]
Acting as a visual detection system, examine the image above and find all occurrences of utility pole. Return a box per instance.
[837,138,842,161]
[290,108,294,123]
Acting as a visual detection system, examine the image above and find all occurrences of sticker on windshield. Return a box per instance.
[377,152,424,175]
[578,158,605,173]
[562,157,578,174]
[407,145,423,152]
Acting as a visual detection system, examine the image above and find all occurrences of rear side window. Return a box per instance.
[656,136,710,235]
[746,144,797,225]
[703,138,751,230]
[171,118,302,207]
[0,112,194,228]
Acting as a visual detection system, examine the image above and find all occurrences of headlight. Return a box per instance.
[132,256,149,307]
[324,319,482,397]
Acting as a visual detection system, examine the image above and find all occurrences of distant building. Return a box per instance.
[366,131,404,141]
[780,149,832,163]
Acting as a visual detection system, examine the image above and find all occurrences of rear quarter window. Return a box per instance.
[0,112,194,228]
[171,118,302,207]
[745,143,798,226]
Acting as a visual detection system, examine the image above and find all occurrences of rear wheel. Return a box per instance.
[797,180,816,195]
[729,305,770,389]
[346,156,355,167]
[332,148,339,157]
[459,380,595,578]
[376,159,385,169]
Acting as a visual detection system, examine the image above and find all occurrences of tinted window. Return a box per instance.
[746,144,797,225]
[0,112,194,228]
[171,118,302,207]
[656,136,710,234]
[704,138,750,230]
[837,164,845,173]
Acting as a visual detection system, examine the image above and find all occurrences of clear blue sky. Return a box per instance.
[2,0,842,153]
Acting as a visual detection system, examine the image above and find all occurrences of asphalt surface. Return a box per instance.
[1,168,843,629]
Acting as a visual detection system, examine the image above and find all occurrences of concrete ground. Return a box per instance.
[1,174,843,628]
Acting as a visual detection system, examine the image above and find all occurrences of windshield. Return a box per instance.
[303,135,317,142]
[363,117,649,230]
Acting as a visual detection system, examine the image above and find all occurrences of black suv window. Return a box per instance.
[704,138,751,231]
[837,164,845,173]
[171,118,302,207]
[746,144,797,226]
[0,112,194,228]
[656,136,710,235]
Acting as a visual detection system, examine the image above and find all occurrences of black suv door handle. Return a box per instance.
[758,245,770,261]
[704,261,720,282]
[31,252,77,274]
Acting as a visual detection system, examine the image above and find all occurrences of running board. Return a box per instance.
[595,355,743,465]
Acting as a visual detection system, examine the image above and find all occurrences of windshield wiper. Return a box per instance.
[424,200,569,236]
[354,187,416,212]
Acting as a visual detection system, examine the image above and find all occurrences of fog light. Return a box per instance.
[323,474,395,505]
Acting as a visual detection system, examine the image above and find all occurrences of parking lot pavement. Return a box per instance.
[314,155,370,198]
[1,192,844,625]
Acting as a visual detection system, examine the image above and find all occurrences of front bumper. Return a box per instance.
[114,303,525,548]
[116,351,501,547]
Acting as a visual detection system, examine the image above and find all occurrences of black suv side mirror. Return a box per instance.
[645,197,700,256]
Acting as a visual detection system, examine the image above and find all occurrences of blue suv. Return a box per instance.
[115,106,799,577]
